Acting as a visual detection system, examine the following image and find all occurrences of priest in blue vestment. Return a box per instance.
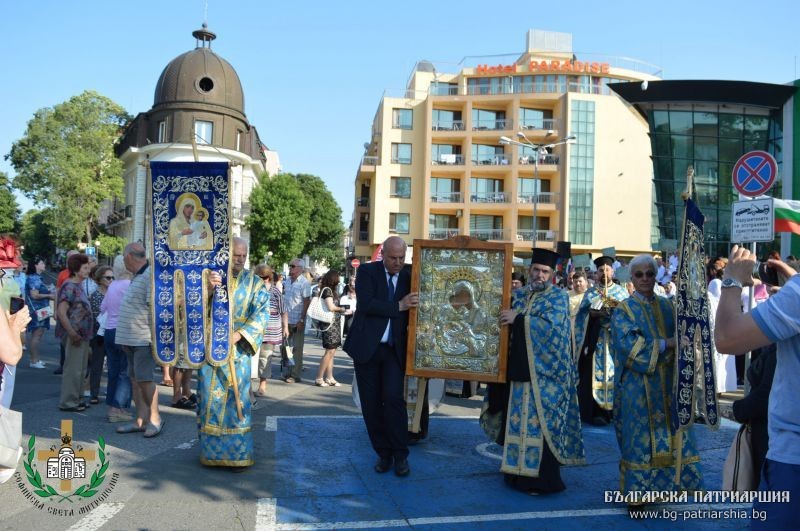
[200,237,270,468]
[610,254,703,498]
[486,249,585,494]
[574,255,629,426]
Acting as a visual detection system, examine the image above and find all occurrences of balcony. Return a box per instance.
[519,118,559,131]
[472,154,509,166]
[517,192,560,205]
[472,119,512,131]
[516,229,557,242]
[519,154,560,166]
[471,229,508,241]
[432,154,465,165]
[106,204,133,226]
[357,197,369,207]
[432,120,465,131]
[361,155,379,166]
[430,192,463,203]
[232,204,251,220]
[470,192,509,203]
[429,228,460,240]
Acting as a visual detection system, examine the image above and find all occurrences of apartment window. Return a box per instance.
[519,108,553,130]
[430,177,461,202]
[390,177,411,198]
[430,82,458,96]
[471,178,504,202]
[472,109,507,131]
[432,143,462,164]
[157,120,167,143]
[471,144,504,164]
[568,100,595,245]
[391,143,412,164]
[194,120,213,145]
[392,108,413,130]
[389,213,410,234]
[236,130,243,151]
[432,109,463,130]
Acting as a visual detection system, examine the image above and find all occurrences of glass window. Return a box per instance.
[236,130,243,151]
[158,120,167,143]
[694,136,718,162]
[392,108,413,130]
[429,214,458,230]
[719,114,743,138]
[471,144,504,164]
[469,215,503,230]
[430,82,457,96]
[391,143,412,164]
[194,120,213,145]
[669,111,693,135]
[671,136,693,159]
[694,112,718,136]
[431,178,460,194]
[432,109,462,130]
[519,108,552,129]
[719,138,743,162]
[389,213,410,234]
[472,109,507,130]
[390,177,411,198]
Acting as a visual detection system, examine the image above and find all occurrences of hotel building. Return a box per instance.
[351,30,661,262]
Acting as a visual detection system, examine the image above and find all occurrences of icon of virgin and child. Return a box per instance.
[168,193,214,250]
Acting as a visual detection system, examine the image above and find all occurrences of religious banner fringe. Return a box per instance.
[148,161,233,368]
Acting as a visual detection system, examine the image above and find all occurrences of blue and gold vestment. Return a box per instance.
[501,285,585,479]
[610,294,704,494]
[198,268,269,467]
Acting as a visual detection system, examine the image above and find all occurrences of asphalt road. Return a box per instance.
[0,327,755,530]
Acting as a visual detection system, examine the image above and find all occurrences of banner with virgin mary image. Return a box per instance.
[148,161,232,368]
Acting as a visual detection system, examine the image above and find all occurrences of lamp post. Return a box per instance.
[500,132,577,248]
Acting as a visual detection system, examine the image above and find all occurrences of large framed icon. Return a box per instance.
[406,236,512,383]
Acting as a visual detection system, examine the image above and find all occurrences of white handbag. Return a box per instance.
[0,406,22,472]
[307,287,334,324]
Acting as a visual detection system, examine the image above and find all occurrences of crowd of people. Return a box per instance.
[1,232,798,527]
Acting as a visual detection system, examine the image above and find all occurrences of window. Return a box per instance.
[236,130,243,151]
[391,143,412,164]
[194,120,213,145]
[432,109,463,130]
[389,213,410,234]
[471,144,504,164]
[430,177,461,202]
[430,82,458,96]
[472,109,507,130]
[568,100,595,245]
[471,178,504,202]
[519,108,553,130]
[157,120,167,143]
[392,108,413,130]
[390,177,411,198]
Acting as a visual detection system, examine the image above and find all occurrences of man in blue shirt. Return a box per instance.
[715,245,799,529]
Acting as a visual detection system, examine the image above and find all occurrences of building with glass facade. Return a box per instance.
[351,30,661,262]
[611,80,799,257]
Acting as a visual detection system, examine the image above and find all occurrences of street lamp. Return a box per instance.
[499,132,577,248]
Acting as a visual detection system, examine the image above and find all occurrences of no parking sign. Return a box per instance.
[732,151,777,197]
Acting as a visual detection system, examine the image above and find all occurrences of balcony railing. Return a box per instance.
[357,197,369,207]
[232,204,251,220]
[471,192,509,203]
[430,192,463,203]
[517,192,560,204]
[465,81,610,97]
[358,230,369,241]
[432,154,465,165]
[361,155,379,166]
[516,229,558,242]
[519,118,558,131]
[432,120,465,131]
[472,119,511,131]
[519,154,560,166]
[429,229,460,240]
[472,154,509,165]
[470,228,508,241]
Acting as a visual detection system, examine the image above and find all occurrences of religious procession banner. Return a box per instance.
[148,161,232,368]
[673,196,719,431]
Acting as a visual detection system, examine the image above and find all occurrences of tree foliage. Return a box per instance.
[95,233,125,259]
[246,173,312,267]
[0,172,19,233]
[19,209,56,261]
[7,90,130,248]
[293,173,346,270]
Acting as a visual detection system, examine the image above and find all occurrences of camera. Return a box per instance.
[754,261,779,286]
[340,304,350,310]
[9,296,25,315]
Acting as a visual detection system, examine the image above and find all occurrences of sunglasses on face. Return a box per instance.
[259,276,271,280]
[633,271,655,279]
[103,276,114,280]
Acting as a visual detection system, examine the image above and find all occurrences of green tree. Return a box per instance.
[95,233,125,259]
[293,173,346,270]
[246,173,312,266]
[7,90,130,249]
[19,209,56,261]
[0,172,20,233]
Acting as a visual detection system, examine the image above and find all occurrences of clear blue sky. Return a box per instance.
[2,0,799,225]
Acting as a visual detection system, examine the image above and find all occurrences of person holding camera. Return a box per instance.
[315,270,347,387]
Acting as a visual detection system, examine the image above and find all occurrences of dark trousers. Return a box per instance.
[88,335,105,399]
[577,352,609,422]
[355,344,408,460]
[752,459,800,529]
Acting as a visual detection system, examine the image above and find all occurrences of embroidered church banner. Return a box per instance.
[149,161,232,368]
[673,197,719,431]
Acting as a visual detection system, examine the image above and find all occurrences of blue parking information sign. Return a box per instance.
[732,150,777,198]
[85,246,96,257]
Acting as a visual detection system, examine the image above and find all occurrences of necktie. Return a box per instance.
[387,273,396,346]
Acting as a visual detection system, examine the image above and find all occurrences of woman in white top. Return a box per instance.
[707,257,737,393]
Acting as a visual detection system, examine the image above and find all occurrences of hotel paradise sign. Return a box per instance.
[476,60,610,75]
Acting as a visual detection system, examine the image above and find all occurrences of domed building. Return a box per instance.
[109,24,280,245]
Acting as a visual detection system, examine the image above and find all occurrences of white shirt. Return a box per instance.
[380,270,398,343]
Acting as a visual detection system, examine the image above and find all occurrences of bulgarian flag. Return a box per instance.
[774,198,800,235]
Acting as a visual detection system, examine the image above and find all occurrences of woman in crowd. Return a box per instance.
[24,257,55,369]
[55,253,93,412]
[87,265,113,404]
[315,270,346,387]
[100,255,133,422]
[610,254,703,502]
[339,283,357,337]
[707,256,737,393]
[253,264,288,397]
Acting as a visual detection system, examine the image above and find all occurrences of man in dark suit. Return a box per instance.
[343,236,419,477]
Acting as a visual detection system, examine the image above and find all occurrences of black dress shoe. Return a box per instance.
[374,456,393,473]
[394,458,410,477]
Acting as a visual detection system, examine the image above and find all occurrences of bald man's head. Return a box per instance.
[382,236,407,275]
[123,242,147,273]
[232,237,248,276]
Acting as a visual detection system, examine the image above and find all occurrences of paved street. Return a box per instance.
[1,328,750,530]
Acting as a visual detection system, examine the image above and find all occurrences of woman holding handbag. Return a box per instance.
[315,270,346,387]
[87,265,113,405]
[24,257,55,369]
